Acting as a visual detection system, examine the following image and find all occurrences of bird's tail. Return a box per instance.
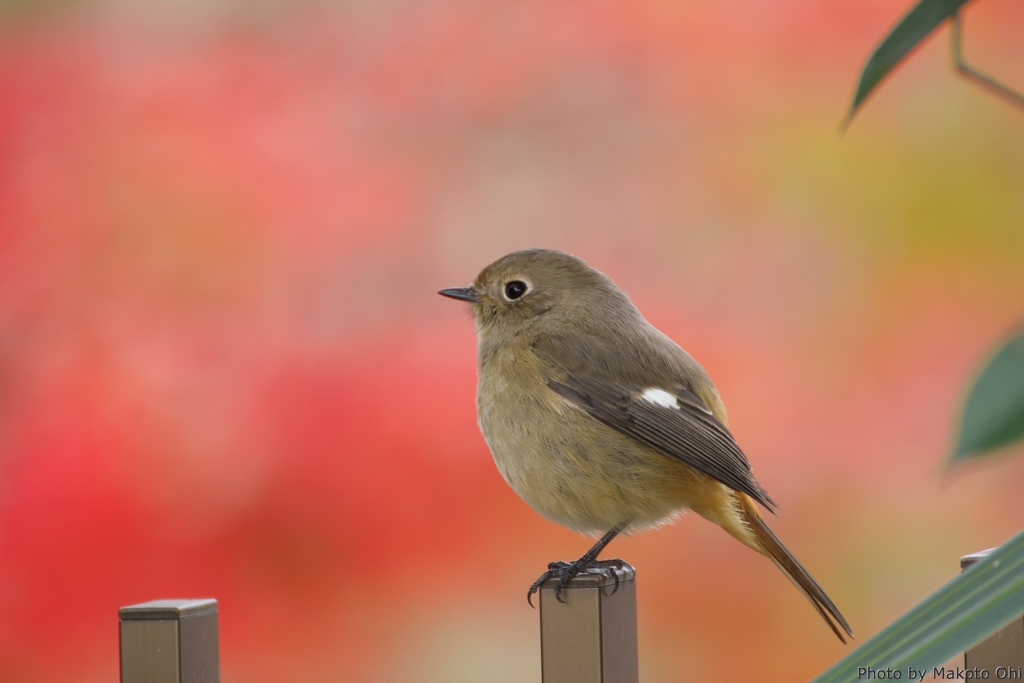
[734,493,854,643]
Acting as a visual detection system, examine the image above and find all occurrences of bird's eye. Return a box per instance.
[504,280,528,300]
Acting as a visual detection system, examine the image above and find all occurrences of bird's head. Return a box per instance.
[439,248,638,343]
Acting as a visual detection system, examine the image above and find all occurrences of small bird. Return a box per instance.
[439,248,852,643]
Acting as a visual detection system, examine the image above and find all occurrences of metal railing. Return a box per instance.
[119,599,219,683]
[961,551,1024,678]
[118,552,1024,683]
[538,564,638,683]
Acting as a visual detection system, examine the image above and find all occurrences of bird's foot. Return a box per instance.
[527,558,629,607]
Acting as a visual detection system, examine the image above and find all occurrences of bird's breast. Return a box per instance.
[475,345,711,534]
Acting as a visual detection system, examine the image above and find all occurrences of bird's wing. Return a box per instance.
[533,335,777,511]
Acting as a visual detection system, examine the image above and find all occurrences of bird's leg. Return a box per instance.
[527,523,629,606]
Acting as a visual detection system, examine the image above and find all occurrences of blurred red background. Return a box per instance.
[1,0,1023,681]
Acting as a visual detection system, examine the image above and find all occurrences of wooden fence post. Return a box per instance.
[539,563,638,683]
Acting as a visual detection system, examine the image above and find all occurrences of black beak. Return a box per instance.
[438,286,480,303]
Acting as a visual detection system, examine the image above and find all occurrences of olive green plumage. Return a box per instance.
[440,248,852,642]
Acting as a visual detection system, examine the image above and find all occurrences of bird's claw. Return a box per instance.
[526,558,629,607]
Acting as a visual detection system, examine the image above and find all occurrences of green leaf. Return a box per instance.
[843,0,973,129]
[811,529,1024,683]
[951,326,1024,463]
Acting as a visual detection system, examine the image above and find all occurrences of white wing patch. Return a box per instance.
[640,388,679,410]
